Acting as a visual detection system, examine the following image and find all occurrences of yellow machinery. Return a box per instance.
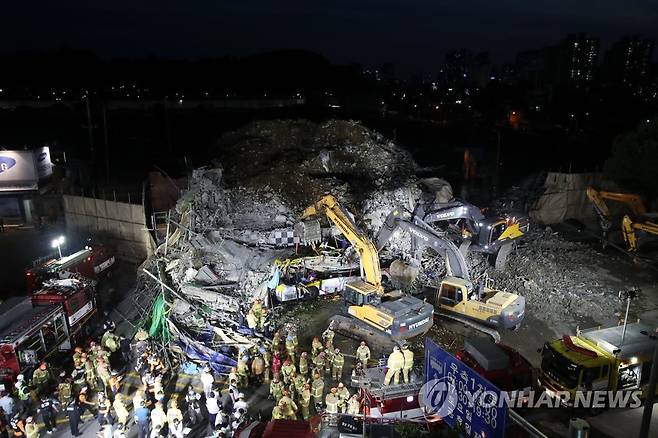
[586,187,657,251]
[622,215,658,252]
[298,195,434,341]
[539,323,658,409]
[377,207,525,332]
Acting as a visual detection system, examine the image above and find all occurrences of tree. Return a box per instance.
[604,117,658,201]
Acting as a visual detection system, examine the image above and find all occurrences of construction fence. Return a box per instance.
[63,195,156,263]
[529,172,602,225]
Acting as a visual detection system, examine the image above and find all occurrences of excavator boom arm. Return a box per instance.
[586,188,647,229]
[622,215,658,252]
[301,195,382,291]
[377,207,471,281]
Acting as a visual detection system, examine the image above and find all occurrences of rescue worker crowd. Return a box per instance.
[0,321,131,438]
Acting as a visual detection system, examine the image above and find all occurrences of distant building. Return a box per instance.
[603,36,654,93]
[564,33,600,85]
[442,49,473,88]
[516,33,599,90]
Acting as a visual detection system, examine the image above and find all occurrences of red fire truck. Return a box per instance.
[26,244,115,292]
[455,337,534,402]
[0,297,71,386]
[31,277,98,342]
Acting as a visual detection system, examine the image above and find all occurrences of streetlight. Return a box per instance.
[51,236,65,259]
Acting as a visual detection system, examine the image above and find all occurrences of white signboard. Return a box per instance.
[0,150,38,192]
[33,146,53,179]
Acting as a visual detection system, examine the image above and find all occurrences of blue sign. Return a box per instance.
[0,157,17,173]
[423,338,507,438]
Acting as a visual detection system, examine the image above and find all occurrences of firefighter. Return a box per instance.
[261,346,272,384]
[101,328,120,353]
[313,351,326,377]
[269,377,284,404]
[97,357,112,394]
[236,354,250,387]
[293,372,306,398]
[251,351,265,384]
[384,346,404,385]
[32,363,50,396]
[71,365,86,394]
[322,324,335,347]
[113,393,130,428]
[72,346,84,368]
[280,358,296,385]
[84,357,98,391]
[402,344,414,383]
[332,348,344,381]
[311,337,323,359]
[325,388,339,415]
[247,299,265,331]
[300,383,312,420]
[271,401,285,420]
[355,341,371,368]
[279,390,297,418]
[97,391,114,427]
[311,373,324,410]
[324,341,334,375]
[298,351,309,377]
[336,382,350,413]
[272,331,283,351]
[285,334,296,362]
[347,394,361,416]
[57,376,72,406]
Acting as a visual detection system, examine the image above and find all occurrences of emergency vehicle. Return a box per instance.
[540,322,658,405]
[353,365,430,422]
[31,277,98,341]
[26,244,115,292]
[456,337,533,402]
[0,297,70,386]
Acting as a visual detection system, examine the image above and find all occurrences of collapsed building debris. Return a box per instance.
[131,118,642,374]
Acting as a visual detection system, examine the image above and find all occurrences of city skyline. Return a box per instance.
[2,1,657,73]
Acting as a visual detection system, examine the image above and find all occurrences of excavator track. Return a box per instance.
[329,315,398,349]
[435,311,501,342]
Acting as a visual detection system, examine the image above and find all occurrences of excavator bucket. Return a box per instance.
[294,220,322,244]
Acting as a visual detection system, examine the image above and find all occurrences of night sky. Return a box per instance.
[4,0,658,71]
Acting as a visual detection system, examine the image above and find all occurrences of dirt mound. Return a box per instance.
[214,119,417,210]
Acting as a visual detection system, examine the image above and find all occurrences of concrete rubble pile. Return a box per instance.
[487,228,623,330]
[140,119,427,372]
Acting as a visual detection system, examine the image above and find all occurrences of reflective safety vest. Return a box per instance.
[299,356,308,374]
[17,385,30,401]
[356,346,370,362]
[271,406,284,420]
[402,349,414,370]
[58,383,72,403]
[387,351,404,370]
[325,394,338,414]
[300,389,311,406]
[311,379,324,398]
[332,353,344,368]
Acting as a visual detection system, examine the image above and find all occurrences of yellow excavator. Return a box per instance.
[586,187,658,251]
[376,207,526,334]
[297,195,434,342]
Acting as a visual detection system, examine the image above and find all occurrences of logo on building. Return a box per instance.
[0,157,17,173]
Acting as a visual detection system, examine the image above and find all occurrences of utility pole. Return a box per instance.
[85,92,95,162]
[619,288,638,345]
[103,102,110,184]
[639,329,658,438]
[164,96,172,153]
